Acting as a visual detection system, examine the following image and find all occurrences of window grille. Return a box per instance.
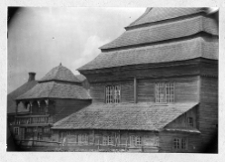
[173,138,187,150]
[155,82,174,103]
[136,136,142,146]
[187,117,194,127]
[105,85,121,103]
[14,127,19,135]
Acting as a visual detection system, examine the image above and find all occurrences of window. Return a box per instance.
[130,135,142,147]
[173,138,187,150]
[103,135,108,145]
[105,85,121,104]
[14,127,19,135]
[78,134,88,144]
[187,117,194,127]
[155,82,174,103]
[102,135,114,145]
[136,136,142,146]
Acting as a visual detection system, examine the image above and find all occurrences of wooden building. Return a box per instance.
[13,64,91,143]
[52,8,218,153]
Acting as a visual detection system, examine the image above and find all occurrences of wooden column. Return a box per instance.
[15,101,19,116]
[134,77,137,103]
[29,101,33,114]
[45,99,49,115]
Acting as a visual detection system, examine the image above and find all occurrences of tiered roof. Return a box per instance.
[79,7,218,71]
[17,64,91,100]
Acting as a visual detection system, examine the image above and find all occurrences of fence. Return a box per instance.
[17,139,159,152]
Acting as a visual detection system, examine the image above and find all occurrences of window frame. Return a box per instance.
[155,82,175,103]
[105,85,121,104]
[14,127,19,135]
[187,117,194,127]
[173,138,187,150]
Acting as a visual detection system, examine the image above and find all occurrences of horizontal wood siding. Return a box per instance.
[90,83,105,103]
[137,76,200,103]
[90,81,134,103]
[137,80,154,102]
[54,99,91,123]
[165,107,197,129]
[159,131,202,153]
[84,62,200,83]
[199,76,218,150]
[121,81,134,103]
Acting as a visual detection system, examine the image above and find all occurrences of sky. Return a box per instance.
[7,7,146,93]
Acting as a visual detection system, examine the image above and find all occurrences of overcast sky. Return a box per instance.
[8,7,145,93]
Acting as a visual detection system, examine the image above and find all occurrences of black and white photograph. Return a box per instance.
[5,5,219,155]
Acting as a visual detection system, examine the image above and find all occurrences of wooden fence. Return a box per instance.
[16,139,159,152]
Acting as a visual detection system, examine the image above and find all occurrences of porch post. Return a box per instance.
[134,77,137,103]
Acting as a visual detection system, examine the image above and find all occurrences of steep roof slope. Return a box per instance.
[79,8,218,72]
[52,102,198,131]
[17,81,91,100]
[127,7,207,27]
[7,74,38,114]
[40,63,81,83]
[79,36,218,71]
[17,64,91,100]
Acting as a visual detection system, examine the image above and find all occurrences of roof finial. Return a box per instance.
[60,62,62,66]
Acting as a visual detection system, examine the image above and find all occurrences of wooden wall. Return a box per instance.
[53,99,91,123]
[159,131,202,153]
[90,81,134,103]
[165,107,197,129]
[90,76,200,104]
[137,76,200,103]
[198,76,218,151]
[53,129,159,150]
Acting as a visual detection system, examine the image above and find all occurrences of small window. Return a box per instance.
[173,138,187,150]
[14,127,19,135]
[155,82,174,103]
[136,136,142,146]
[108,135,113,145]
[187,117,194,127]
[103,135,108,145]
[105,85,121,104]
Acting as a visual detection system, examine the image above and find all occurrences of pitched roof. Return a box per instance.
[52,102,198,131]
[40,63,81,83]
[7,80,38,114]
[75,74,87,82]
[79,36,218,71]
[100,15,218,50]
[16,81,91,100]
[127,7,208,28]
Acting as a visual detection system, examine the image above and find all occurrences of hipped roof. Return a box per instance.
[40,63,81,83]
[79,36,218,71]
[100,15,218,50]
[7,80,38,114]
[16,81,91,100]
[52,102,198,131]
[17,64,91,100]
[127,7,208,28]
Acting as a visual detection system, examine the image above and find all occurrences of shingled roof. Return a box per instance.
[52,102,198,131]
[7,73,38,114]
[17,81,91,100]
[79,36,218,71]
[17,64,91,100]
[40,63,81,83]
[100,15,218,50]
[127,7,208,28]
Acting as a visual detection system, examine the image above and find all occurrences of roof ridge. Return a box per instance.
[128,8,152,27]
